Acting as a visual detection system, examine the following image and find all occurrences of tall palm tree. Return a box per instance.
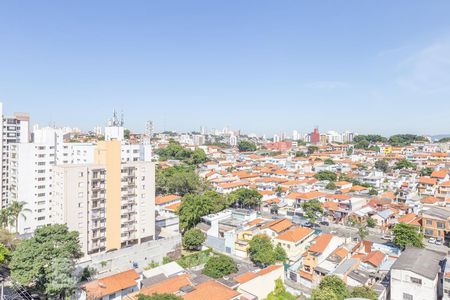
[0,208,12,229]
[9,201,30,233]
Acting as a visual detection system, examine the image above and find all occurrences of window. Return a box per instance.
[78,192,84,198]
[437,222,445,229]
[403,293,413,300]
[426,219,433,225]
[424,229,434,236]
[410,277,422,285]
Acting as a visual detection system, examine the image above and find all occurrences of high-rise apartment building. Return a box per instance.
[0,102,30,208]
[310,127,320,144]
[52,140,155,256]
[10,125,152,234]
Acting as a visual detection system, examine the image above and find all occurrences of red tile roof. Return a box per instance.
[83,269,139,299]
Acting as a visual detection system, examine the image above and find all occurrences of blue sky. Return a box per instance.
[1,1,450,136]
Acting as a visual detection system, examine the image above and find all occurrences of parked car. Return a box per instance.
[319,220,330,226]
[301,220,313,228]
[428,237,436,244]
[382,234,393,241]
[436,237,443,245]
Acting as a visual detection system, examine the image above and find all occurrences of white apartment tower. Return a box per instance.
[0,102,30,208]
[52,140,155,256]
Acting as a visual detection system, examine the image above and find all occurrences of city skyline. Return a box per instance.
[2,1,450,135]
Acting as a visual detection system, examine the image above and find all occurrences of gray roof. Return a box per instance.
[348,269,370,284]
[423,207,450,220]
[333,258,358,275]
[391,247,445,280]
[377,209,393,220]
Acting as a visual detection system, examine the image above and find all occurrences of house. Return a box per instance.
[134,274,192,298]
[82,269,141,300]
[391,247,446,300]
[274,226,315,262]
[155,194,182,210]
[372,209,397,230]
[183,280,241,300]
[417,177,438,195]
[422,206,450,242]
[260,218,294,238]
[361,250,386,271]
[301,234,343,284]
[235,265,284,300]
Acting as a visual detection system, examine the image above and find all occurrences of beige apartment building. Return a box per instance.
[52,140,155,256]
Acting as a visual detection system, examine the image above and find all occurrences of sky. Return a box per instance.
[1,1,450,136]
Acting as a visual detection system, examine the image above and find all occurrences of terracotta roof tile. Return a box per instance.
[83,269,139,299]
[362,251,385,268]
[139,274,192,296]
[183,280,240,300]
[276,227,313,243]
[307,234,333,254]
[156,194,181,205]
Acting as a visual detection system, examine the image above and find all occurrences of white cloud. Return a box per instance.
[397,39,450,94]
[304,81,348,89]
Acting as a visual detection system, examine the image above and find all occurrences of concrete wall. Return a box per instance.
[391,269,438,300]
[76,234,181,277]
[238,266,284,299]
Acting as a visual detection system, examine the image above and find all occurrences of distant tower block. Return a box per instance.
[143,120,154,145]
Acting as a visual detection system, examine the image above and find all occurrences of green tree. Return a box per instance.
[124,129,130,139]
[326,182,337,190]
[317,275,349,300]
[238,140,257,152]
[311,287,340,300]
[0,228,19,251]
[438,137,450,143]
[0,208,12,228]
[156,140,207,166]
[420,167,433,176]
[324,158,334,165]
[79,266,97,282]
[10,224,82,296]
[137,294,183,300]
[248,235,278,267]
[0,243,10,264]
[265,278,296,300]
[392,222,424,249]
[156,165,204,196]
[203,254,238,278]
[273,244,287,262]
[394,159,416,170]
[308,146,319,154]
[9,201,30,233]
[350,286,378,300]
[358,226,368,241]
[389,134,426,146]
[374,159,389,173]
[301,199,324,223]
[188,148,208,165]
[295,151,306,157]
[314,171,337,182]
[182,228,205,250]
[366,217,376,228]
[178,191,227,232]
[45,257,77,298]
[228,188,262,209]
[369,188,378,196]
[162,256,173,264]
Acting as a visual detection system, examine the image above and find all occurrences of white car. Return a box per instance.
[428,237,436,244]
